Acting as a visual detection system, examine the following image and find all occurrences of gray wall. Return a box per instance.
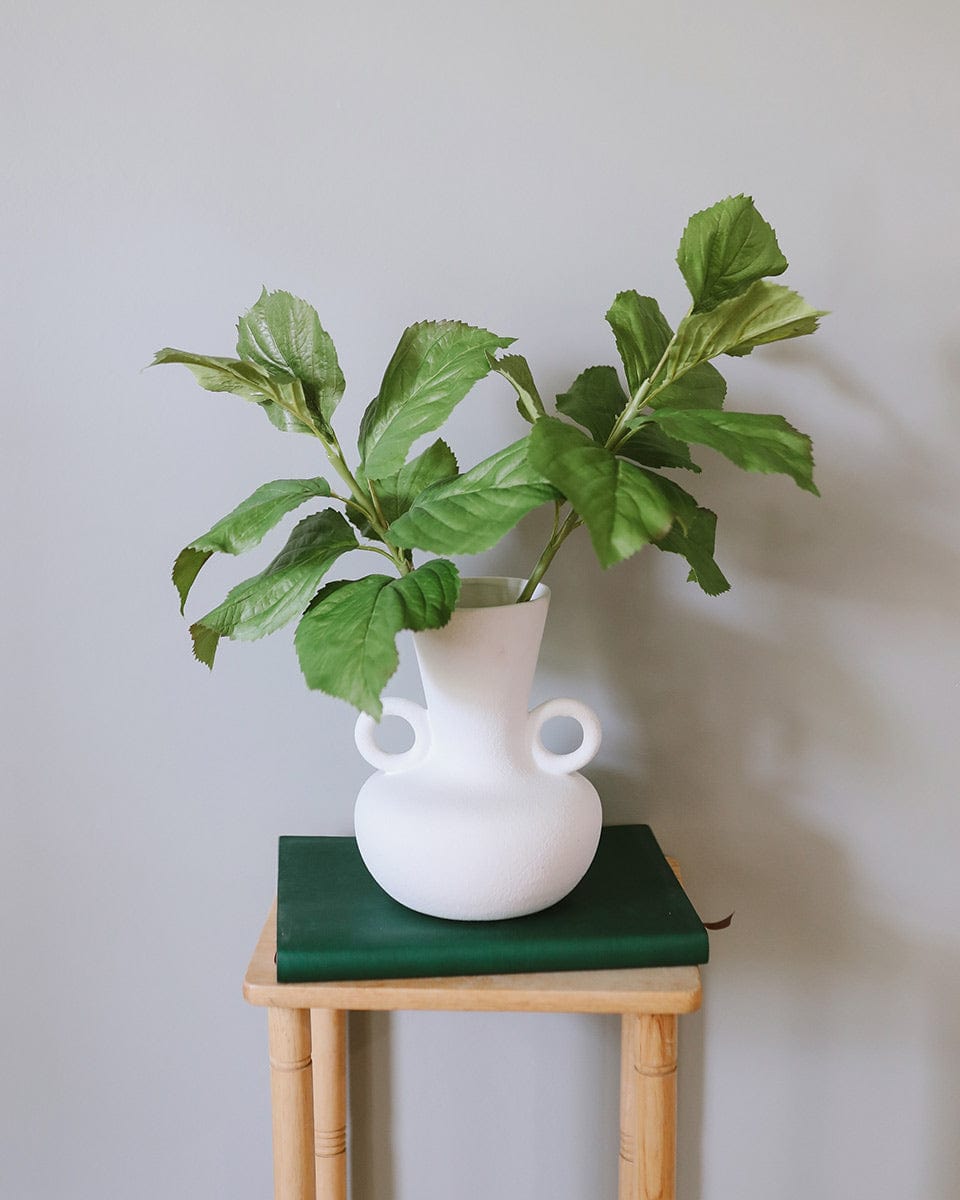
[4,2,959,1197]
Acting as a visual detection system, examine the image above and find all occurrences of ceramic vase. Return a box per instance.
[353,577,602,920]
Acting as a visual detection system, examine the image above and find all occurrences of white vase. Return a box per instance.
[353,577,602,920]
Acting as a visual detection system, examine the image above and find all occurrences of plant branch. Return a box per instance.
[355,542,405,566]
[324,442,410,575]
[605,310,689,447]
[517,509,582,602]
[517,310,695,600]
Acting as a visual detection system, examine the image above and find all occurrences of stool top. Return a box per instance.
[244,902,702,1015]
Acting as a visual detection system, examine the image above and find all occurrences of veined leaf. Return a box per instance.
[656,507,730,596]
[172,477,332,612]
[358,320,514,479]
[488,352,546,423]
[151,349,276,402]
[388,438,556,554]
[258,398,315,435]
[189,623,221,670]
[602,296,727,412]
[189,510,358,668]
[648,360,726,411]
[353,440,459,541]
[556,367,699,471]
[236,289,345,428]
[605,292,672,396]
[295,559,460,716]
[370,440,459,525]
[556,365,628,442]
[617,425,701,472]
[151,347,319,436]
[677,195,788,312]
[528,418,680,568]
[666,281,825,377]
[649,408,819,494]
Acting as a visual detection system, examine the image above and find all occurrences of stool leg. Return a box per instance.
[619,1016,638,1200]
[268,1008,315,1200]
[623,1013,678,1200]
[310,1010,347,1200]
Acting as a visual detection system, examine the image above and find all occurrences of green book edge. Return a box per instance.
[276,825,709,983]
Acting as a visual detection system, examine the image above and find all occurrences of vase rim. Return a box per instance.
[454,576,549,610]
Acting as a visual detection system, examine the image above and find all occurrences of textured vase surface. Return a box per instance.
[353,577,602,920]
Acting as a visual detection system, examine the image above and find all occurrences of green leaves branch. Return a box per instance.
[153,195,825,715]
[153,289,511,715]
[509,194,825,601]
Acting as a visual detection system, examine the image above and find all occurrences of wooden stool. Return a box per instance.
[243,900,702,1200]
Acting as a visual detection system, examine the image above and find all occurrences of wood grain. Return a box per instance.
[310,1010,347,1200]
[268,1008,314,1200]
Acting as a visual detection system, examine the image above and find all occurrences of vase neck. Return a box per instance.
[413,589,549,756]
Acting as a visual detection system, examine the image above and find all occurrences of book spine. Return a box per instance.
[277,934,707,983]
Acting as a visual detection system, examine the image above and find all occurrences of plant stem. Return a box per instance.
[324,444,410,575]
[605,317,684,447]
[356,543,405,566]
[517,509,582,602]
[517,310,695,600]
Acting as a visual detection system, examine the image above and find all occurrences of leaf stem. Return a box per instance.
[356,543,405,566]
[605,311,687,447]
[517,308,694,600]
[324,444,410,575]
[517,509,582,602]
[367,479,389,529]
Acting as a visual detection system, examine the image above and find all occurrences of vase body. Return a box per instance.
[353,577,602,920]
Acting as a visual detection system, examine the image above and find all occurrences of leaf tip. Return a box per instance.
[189,621,220,669]
[172,546,212,614]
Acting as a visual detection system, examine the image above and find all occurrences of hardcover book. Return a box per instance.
[276,824,708,983]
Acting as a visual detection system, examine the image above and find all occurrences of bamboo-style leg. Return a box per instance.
[268,1008,315,1200]
[627,1013,678,1200]
[619,1015,638,1200]
[310,1010,347,1200]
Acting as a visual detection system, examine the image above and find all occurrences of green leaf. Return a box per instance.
[388,438,556,554]
[188,510,359,667]
[295,559,460,716]
[358,320,514,479]
[151,348,276,402]
[648,360,726,411]
[353,440,459,541]
[370,440,459,526]
[150,347,319,436]
[259,399,315,435]
[190,622,221,670]
[605,292,672,396]
[656,507,730,596]
[528,418,680,568]
[677,195,788,312]
[488,352,546,423]
[172,477,332,612]
[556,366,700,470]
[556,365,629,442]
[172,548,214,616]
[616,424,701,472]
[648,408,819,494]
[666,281,825,378]
[236,289,345,428]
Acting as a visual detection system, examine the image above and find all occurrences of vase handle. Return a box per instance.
[528,697,602,776]
[354,697,431,774]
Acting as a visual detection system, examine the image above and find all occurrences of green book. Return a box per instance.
[276,824,709,983]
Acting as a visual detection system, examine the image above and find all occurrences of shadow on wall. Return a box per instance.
[346,345,960,1198]
[536,344,960,1197]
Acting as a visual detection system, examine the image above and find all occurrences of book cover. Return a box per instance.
[276,823,708,983]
